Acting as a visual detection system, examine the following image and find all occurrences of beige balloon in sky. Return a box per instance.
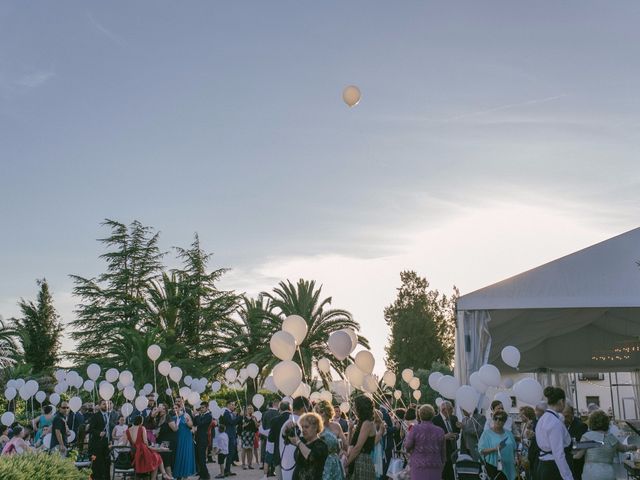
[342,85,361,107]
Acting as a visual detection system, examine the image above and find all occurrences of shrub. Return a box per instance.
[0,451,91,480]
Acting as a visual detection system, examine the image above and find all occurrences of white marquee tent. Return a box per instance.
[455,228,640,398]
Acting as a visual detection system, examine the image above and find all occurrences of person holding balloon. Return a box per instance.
[479,410,517,480]
[169,402,196,479]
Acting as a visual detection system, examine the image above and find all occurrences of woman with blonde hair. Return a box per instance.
[404,404,445,480]
[314,400,346,480]
[288,412,329,480]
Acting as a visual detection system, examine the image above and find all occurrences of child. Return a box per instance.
[213,424,229,479]
[112,416,128,446]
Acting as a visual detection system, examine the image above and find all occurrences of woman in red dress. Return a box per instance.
[126,415,174,479]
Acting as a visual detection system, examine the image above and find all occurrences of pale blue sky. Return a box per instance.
[1,2,640,369]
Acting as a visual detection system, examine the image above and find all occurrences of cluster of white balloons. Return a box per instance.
[423,346,542,412]
[268,315,308,396]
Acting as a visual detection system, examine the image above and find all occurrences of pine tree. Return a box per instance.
[14,279,63,373]
[384,271,458,374]
[70,219,165,361]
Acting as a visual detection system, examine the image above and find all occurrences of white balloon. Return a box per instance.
[503,378,514,389]
[187,391,200,406]
[99,383,115,401]
[105,368,119,383]
[345,363,365,388]
[169,366,183,383]
[310,392,321,403]
[211,406,222,419]
[382,371,396,388]
[363,375,378,394]
[282,315,308,345]
[272,360,302,396]
[339,402,350,413]
[35,391,46,404]
[270,331,296,361]
[6,379,16,389]
[428,372,443,390]
[292,383,311,399]
[1,412,15,426]
[513,378,543,405]
[437,375,460,399]
[158,361,172,376]
[501,346,521,369]
[118,382,125,391]
[211,381,221,393]
[135,396,149,411]
[393,390,402,400]
[119,370,133,387]
[87,364,101,381]
[401,369,414,383]
[328,331,352,361]
[320,390,333,402]
[224,368,237,383]
[143,383,153,395]
[184,375,193,386]
[494,392,513,411]
[69,396,82,413]
[456,385,480,413]
[317,358,331,374]
[340,329,358,353]
[147,344,162,361]
[208,400,218,411]
[413,390,422,401]
[123,386,136,401]
[179,387,191,400]
[354,351,375,375]
[409,377,420,390]
[253,411,262,422]
[19,385,31,400]
[54,370,66,382]
[121,402,134,418]
[478,364,501,388]
[26,380,38,395]
[49,393,60,406]
[262,376,278,393]
[57,381,68,393]
[165,388,172,396]
[253,394,265,409]
[247,363,259,379]
[342,85,361,107]
[469,372,488,394]
[4,387,17,401]
[435,397,443,407]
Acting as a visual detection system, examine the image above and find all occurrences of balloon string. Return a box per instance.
[297,347,308,385]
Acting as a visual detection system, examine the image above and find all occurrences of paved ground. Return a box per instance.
[179,462,267,480]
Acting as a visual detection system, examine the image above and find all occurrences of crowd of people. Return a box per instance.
[0,385,637,480]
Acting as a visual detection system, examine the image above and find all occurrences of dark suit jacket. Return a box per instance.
[195,411,213,443]
[432,413,460,460]
[88,411,110,453]
[267,411,291,466]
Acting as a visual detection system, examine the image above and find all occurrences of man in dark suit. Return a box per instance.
[88,399,111,480]
[267,401,292,480]
[432,400,460,480]
[195,403,213,479]
[222,401,242,476]
[564,405,588,480]
[261,400,280,477]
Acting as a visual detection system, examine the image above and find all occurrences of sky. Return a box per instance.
[1,1,640,374]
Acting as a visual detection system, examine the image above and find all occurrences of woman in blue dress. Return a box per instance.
[169,404,196,480]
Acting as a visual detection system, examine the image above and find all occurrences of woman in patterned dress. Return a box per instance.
[314,400,346,480]
[346,396,377,480]
[240,405,258,469]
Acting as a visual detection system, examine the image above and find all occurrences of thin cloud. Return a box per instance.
[444,94,568,123]
[15,71,55,88]
[87,13,125,46]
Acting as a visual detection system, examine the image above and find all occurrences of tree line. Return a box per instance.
[0,219,457,393]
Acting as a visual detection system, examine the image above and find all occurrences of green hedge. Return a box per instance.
[0,452,91,480]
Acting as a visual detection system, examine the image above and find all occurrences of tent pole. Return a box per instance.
[573,372,579,413]
[615,372,622,420]
[608,372,616,420]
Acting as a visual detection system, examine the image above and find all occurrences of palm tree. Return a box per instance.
[216,295,281,388]
[0,316,19,370]
[264,279,369,386]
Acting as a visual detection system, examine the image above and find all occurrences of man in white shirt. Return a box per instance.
[278,396,310,480]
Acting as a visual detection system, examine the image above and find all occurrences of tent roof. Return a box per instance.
[457,227,640,311]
